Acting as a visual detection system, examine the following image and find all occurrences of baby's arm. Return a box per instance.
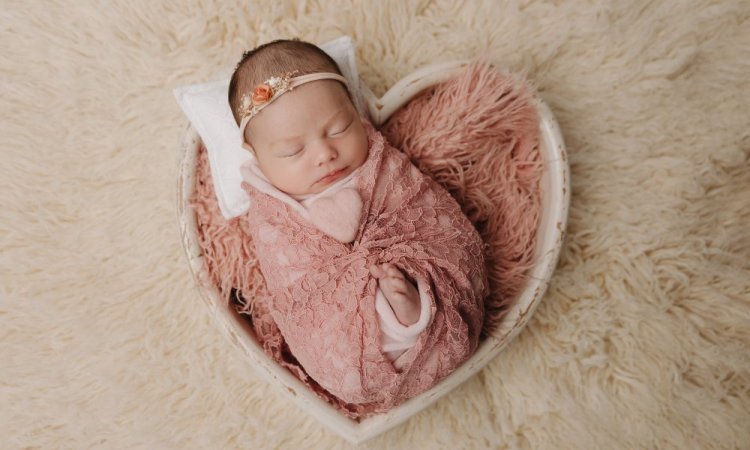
[373,265,433,368]
[370,263,420,325]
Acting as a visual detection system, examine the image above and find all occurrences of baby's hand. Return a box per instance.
[370,263,420,326]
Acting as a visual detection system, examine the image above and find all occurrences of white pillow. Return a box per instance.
[173,36,364,219]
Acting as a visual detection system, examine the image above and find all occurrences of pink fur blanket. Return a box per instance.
[240,121,488,412]
[190,61,543,419]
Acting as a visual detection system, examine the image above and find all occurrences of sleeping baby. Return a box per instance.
[228,38,487,411]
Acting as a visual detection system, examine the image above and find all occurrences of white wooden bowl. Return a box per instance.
[176,60,570,444]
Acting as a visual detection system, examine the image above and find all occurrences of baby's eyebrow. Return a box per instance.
[318,107,349,131]
[273,126,308,144]
[273,134,303,147]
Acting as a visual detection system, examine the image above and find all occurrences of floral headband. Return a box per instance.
[238,71,349,151]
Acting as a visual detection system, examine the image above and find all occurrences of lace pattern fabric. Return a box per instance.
[240,122,488,409]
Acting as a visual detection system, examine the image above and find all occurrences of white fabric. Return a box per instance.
[172,36,364,219]
[376,281,433,369]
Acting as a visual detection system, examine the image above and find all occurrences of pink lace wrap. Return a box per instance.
[239,122,488,410]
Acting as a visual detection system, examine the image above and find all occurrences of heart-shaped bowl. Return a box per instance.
[176,60,569,444]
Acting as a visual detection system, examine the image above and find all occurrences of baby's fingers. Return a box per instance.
[384,264,405,281]
[382,276,408,295]
[369,264,385,278]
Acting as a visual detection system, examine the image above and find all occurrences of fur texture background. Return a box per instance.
[2,1,749,448]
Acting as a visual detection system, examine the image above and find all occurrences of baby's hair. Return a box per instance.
[228,38,345,125]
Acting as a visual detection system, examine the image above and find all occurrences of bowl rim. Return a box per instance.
[175,60,570,444]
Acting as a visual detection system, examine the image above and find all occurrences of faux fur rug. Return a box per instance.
[2,1,749,448]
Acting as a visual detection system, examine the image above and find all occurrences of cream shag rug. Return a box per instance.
[2,1,749,448]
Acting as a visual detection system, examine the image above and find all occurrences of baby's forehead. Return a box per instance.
[279,80,353,111]
[248,82,354,140]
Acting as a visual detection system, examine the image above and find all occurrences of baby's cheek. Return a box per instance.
[350,124,369,165]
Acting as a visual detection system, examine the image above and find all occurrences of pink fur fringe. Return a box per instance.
[188,60,542,419]
[381,61,543,337]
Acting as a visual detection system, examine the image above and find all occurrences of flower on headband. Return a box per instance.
[252,84,272,105]
[239,70,300,121]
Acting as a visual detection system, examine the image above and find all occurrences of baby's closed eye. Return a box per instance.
[282,147,304,157]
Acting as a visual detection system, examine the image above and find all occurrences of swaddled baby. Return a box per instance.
[228,39,487,410]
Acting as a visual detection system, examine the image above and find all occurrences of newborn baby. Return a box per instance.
[228,39,487,410]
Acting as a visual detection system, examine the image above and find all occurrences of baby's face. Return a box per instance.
[245,80,369,196]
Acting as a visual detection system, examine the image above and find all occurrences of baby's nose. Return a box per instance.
[315,141,338,164]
